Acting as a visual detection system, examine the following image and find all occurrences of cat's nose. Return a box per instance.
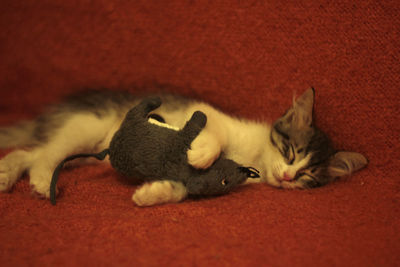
[282,172,293,181]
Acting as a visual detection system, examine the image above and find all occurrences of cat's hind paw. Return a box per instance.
[0,164,16,192]
[0,150,30,192]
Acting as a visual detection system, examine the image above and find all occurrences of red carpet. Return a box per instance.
[0,1,399,266]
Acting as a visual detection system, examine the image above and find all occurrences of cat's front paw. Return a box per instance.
[132,180,187,207]
[187,131,221,169]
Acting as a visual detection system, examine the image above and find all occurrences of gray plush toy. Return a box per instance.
[50,97,259,205]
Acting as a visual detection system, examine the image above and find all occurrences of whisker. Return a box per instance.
[302,173,322,188]
[303,173,317,181]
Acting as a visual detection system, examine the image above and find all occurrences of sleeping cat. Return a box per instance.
[0,88,367,206]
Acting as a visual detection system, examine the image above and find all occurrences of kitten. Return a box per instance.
[0,88,367,206]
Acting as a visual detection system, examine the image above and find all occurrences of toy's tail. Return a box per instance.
[50,149,110,205]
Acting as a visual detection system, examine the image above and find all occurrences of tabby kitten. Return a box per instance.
[0,88,367,206]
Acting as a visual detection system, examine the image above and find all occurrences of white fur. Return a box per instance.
[0,98,307,205]
[148,118,179,131]
[132,181,188,206]
[157,102,300,187]
[0,112,121,197]
[0,150,33,191]
[269,153,313,188]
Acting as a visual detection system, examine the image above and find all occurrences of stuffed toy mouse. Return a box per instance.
[50,97,259,205]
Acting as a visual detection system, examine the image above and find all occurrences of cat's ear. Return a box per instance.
[282,88,314,128]
[292,88,314,128]
[328,151,368,177]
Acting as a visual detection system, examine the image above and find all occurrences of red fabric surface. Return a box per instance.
[0,1,399,266]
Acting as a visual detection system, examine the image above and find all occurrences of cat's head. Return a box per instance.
[268,88,368,189]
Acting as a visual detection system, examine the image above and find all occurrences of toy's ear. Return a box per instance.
[238,167,260,178]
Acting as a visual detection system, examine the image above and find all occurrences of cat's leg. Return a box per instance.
[187,129,222,169]
[186,105,228,169]
[29,147,63,197]
[28,113,120,197]
[132,180,188,206]
[0,150,34,191]
[152,103,227,169]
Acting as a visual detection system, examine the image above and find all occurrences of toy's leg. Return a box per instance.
[27,113,119,197]
[132,180,188,206]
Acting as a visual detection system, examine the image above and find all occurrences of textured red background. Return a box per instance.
[0,1,399,266]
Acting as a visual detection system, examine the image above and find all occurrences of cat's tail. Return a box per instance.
[0,120,37,148]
